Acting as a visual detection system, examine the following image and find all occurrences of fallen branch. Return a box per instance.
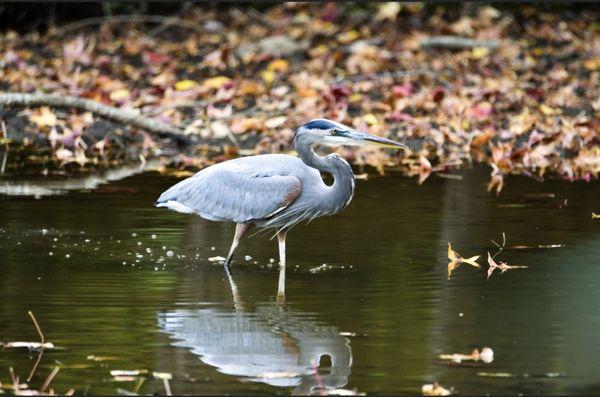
[421,35,501,50]
[331,68,442,84]
[0,93,192,144]
[49,14,206,37]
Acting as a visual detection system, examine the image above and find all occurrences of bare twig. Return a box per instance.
[490,232,506,259]
[28,311,44,345]
[0,93,192,144]
[133,377,145,394]
[40,366,60,393]
[421,36,501,50]
[163,378,172,396]
[9,367,17,388]
[330,68,448,84]
[1,120,8,148]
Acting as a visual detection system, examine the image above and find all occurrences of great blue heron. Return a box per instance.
[156,118,407,296]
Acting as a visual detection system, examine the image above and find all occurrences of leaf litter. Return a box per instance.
[0,4,597,190]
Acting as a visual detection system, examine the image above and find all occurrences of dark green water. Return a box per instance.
[1,167,599,395]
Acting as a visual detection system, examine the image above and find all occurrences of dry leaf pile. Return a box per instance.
[0,4,598,190]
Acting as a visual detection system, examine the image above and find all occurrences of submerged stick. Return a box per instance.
[40,366,60,393]
[0,93,191,144]
[163,378,172,396]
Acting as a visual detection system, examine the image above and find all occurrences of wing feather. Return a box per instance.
[156,167,302,223]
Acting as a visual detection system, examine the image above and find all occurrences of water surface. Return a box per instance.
[1,167,599,395]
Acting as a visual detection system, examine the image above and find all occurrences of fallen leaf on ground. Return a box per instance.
[439,347,494,363]
[487,252,528,279]
[29,107,57,129]
[202,76,232,89]
[174,80,198,91]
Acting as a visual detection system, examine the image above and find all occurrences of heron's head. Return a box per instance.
[295,118,408,149]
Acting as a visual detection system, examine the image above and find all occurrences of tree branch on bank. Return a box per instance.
[0,93,192,144]
[49,14,206,37]
[421,36,501,50]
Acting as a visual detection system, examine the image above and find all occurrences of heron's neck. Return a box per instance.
[296,141,355,213]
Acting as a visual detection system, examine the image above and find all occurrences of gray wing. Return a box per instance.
[156,167,301,223]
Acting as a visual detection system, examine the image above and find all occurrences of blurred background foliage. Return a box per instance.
[0,2,595,34]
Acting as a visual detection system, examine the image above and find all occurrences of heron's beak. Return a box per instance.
[339,130,409,149]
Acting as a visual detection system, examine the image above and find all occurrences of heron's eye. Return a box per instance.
[331,129,341,135]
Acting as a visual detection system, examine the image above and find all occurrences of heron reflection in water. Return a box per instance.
[158,267,354,395]
[156,119,408,297]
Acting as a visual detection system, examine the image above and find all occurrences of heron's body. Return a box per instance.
[156,153,354,229]
[156,118,406,298]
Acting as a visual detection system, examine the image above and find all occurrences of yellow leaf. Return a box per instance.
[348,93,363,103]
[337,30,360,44]
[267,59,290,73]
[363,113,378,126]
[583,57,600,71]
[174,79,198,91]
[202,76,232,89]
[30,107,57,129]
[109,88,130,102]
[447,242,458,262]
[261,70,276,84]
[376,2,402,21]
[539,104,556,115]
[471,47,490,59]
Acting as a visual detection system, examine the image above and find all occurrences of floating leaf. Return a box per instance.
[487,252,528,279]
[152,372,172,380]
[208,256,226,262]
[422,382,451,396]
[110,370,147,377]
[447,243,480,279]
[439,347,494,364]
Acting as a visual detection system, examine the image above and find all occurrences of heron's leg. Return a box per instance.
[276,229,288,301]
[224,223,251,266]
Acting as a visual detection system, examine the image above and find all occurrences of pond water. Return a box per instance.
[1,166,599,395]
